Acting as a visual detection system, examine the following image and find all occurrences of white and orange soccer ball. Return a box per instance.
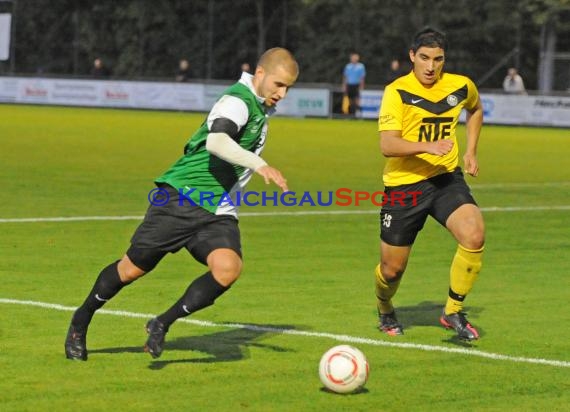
[318,345,369,394]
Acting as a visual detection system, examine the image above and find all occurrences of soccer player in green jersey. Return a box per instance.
[65,48,299,360]
[375,28,485,340]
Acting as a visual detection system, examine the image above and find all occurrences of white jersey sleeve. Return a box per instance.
[206,95,249,132]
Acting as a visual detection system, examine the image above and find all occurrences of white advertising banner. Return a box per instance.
[50,79,99,105]
[0,76,18,102]
[0,77,206,111]
[129,82,205,111]
[203,85,330,117]
[277,88,330,117]
[17,78,52,104]
[1,76,569,126]
[0,14,11,61]
[99,82,132,107]
[203,84,230,109]
[356,89,570,127]
[360,89,383,119]
[482,94,570,127]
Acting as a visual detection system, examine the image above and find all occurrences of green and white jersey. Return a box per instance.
[155,73,271,217]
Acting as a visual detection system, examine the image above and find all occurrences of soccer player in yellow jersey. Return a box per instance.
[375,27,485,340]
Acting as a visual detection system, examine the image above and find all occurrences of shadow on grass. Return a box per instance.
[91,323,297,369]
[394,301,485,345]
[319,387,370,396]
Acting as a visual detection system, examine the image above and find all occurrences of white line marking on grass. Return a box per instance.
[481,205,570,212]
[471,181,570,189]
[2,297,569,369]
[1,204,570,223]
[0,216,144,223]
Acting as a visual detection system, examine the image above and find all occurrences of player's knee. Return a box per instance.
[117,256,146,282]
[122,246,166,282]
[380,260,405,282]
[461,227,485,250]
[208,251,242,287]
[212,263,242,286]
[469,232,485,250]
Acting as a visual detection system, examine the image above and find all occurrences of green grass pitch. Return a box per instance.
[1,104,569,411]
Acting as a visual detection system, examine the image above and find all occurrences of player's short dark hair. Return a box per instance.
[411,27,447,52]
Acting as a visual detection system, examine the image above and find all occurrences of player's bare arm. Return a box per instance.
[380,130,454,157]
[463,97,484,176]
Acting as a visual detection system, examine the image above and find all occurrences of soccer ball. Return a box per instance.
[318,345,369,394]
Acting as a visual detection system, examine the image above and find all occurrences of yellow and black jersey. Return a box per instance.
[378,71,479,186]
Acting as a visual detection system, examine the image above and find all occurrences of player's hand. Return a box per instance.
[463,152,479,177]
[427,139,454,156]
[255,165,289,192]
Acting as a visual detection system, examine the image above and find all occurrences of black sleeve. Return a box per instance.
[210,118,239,140]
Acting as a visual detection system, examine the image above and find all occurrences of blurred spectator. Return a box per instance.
[503,67,527,95]
[91,58,111,78]
[385,59,405,86]
[175,59,192,82]
[342,52,366,116]
[240,62,252,74]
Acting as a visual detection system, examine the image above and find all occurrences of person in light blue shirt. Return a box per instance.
[342,52,366,116]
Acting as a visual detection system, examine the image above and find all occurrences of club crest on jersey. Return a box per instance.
[446,95,458,107]
[250,116,265,134]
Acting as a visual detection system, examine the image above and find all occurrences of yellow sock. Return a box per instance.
[445,244,484,315]
[375,264,401,315]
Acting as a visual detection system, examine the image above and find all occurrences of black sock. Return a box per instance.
[71,260,128,330]
[157,272,229,328]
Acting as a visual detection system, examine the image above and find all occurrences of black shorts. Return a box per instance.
[129,184,242,270]
[346,84,360,99]
[380,167,477,246]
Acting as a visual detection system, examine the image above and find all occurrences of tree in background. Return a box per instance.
[1,0,568,90]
